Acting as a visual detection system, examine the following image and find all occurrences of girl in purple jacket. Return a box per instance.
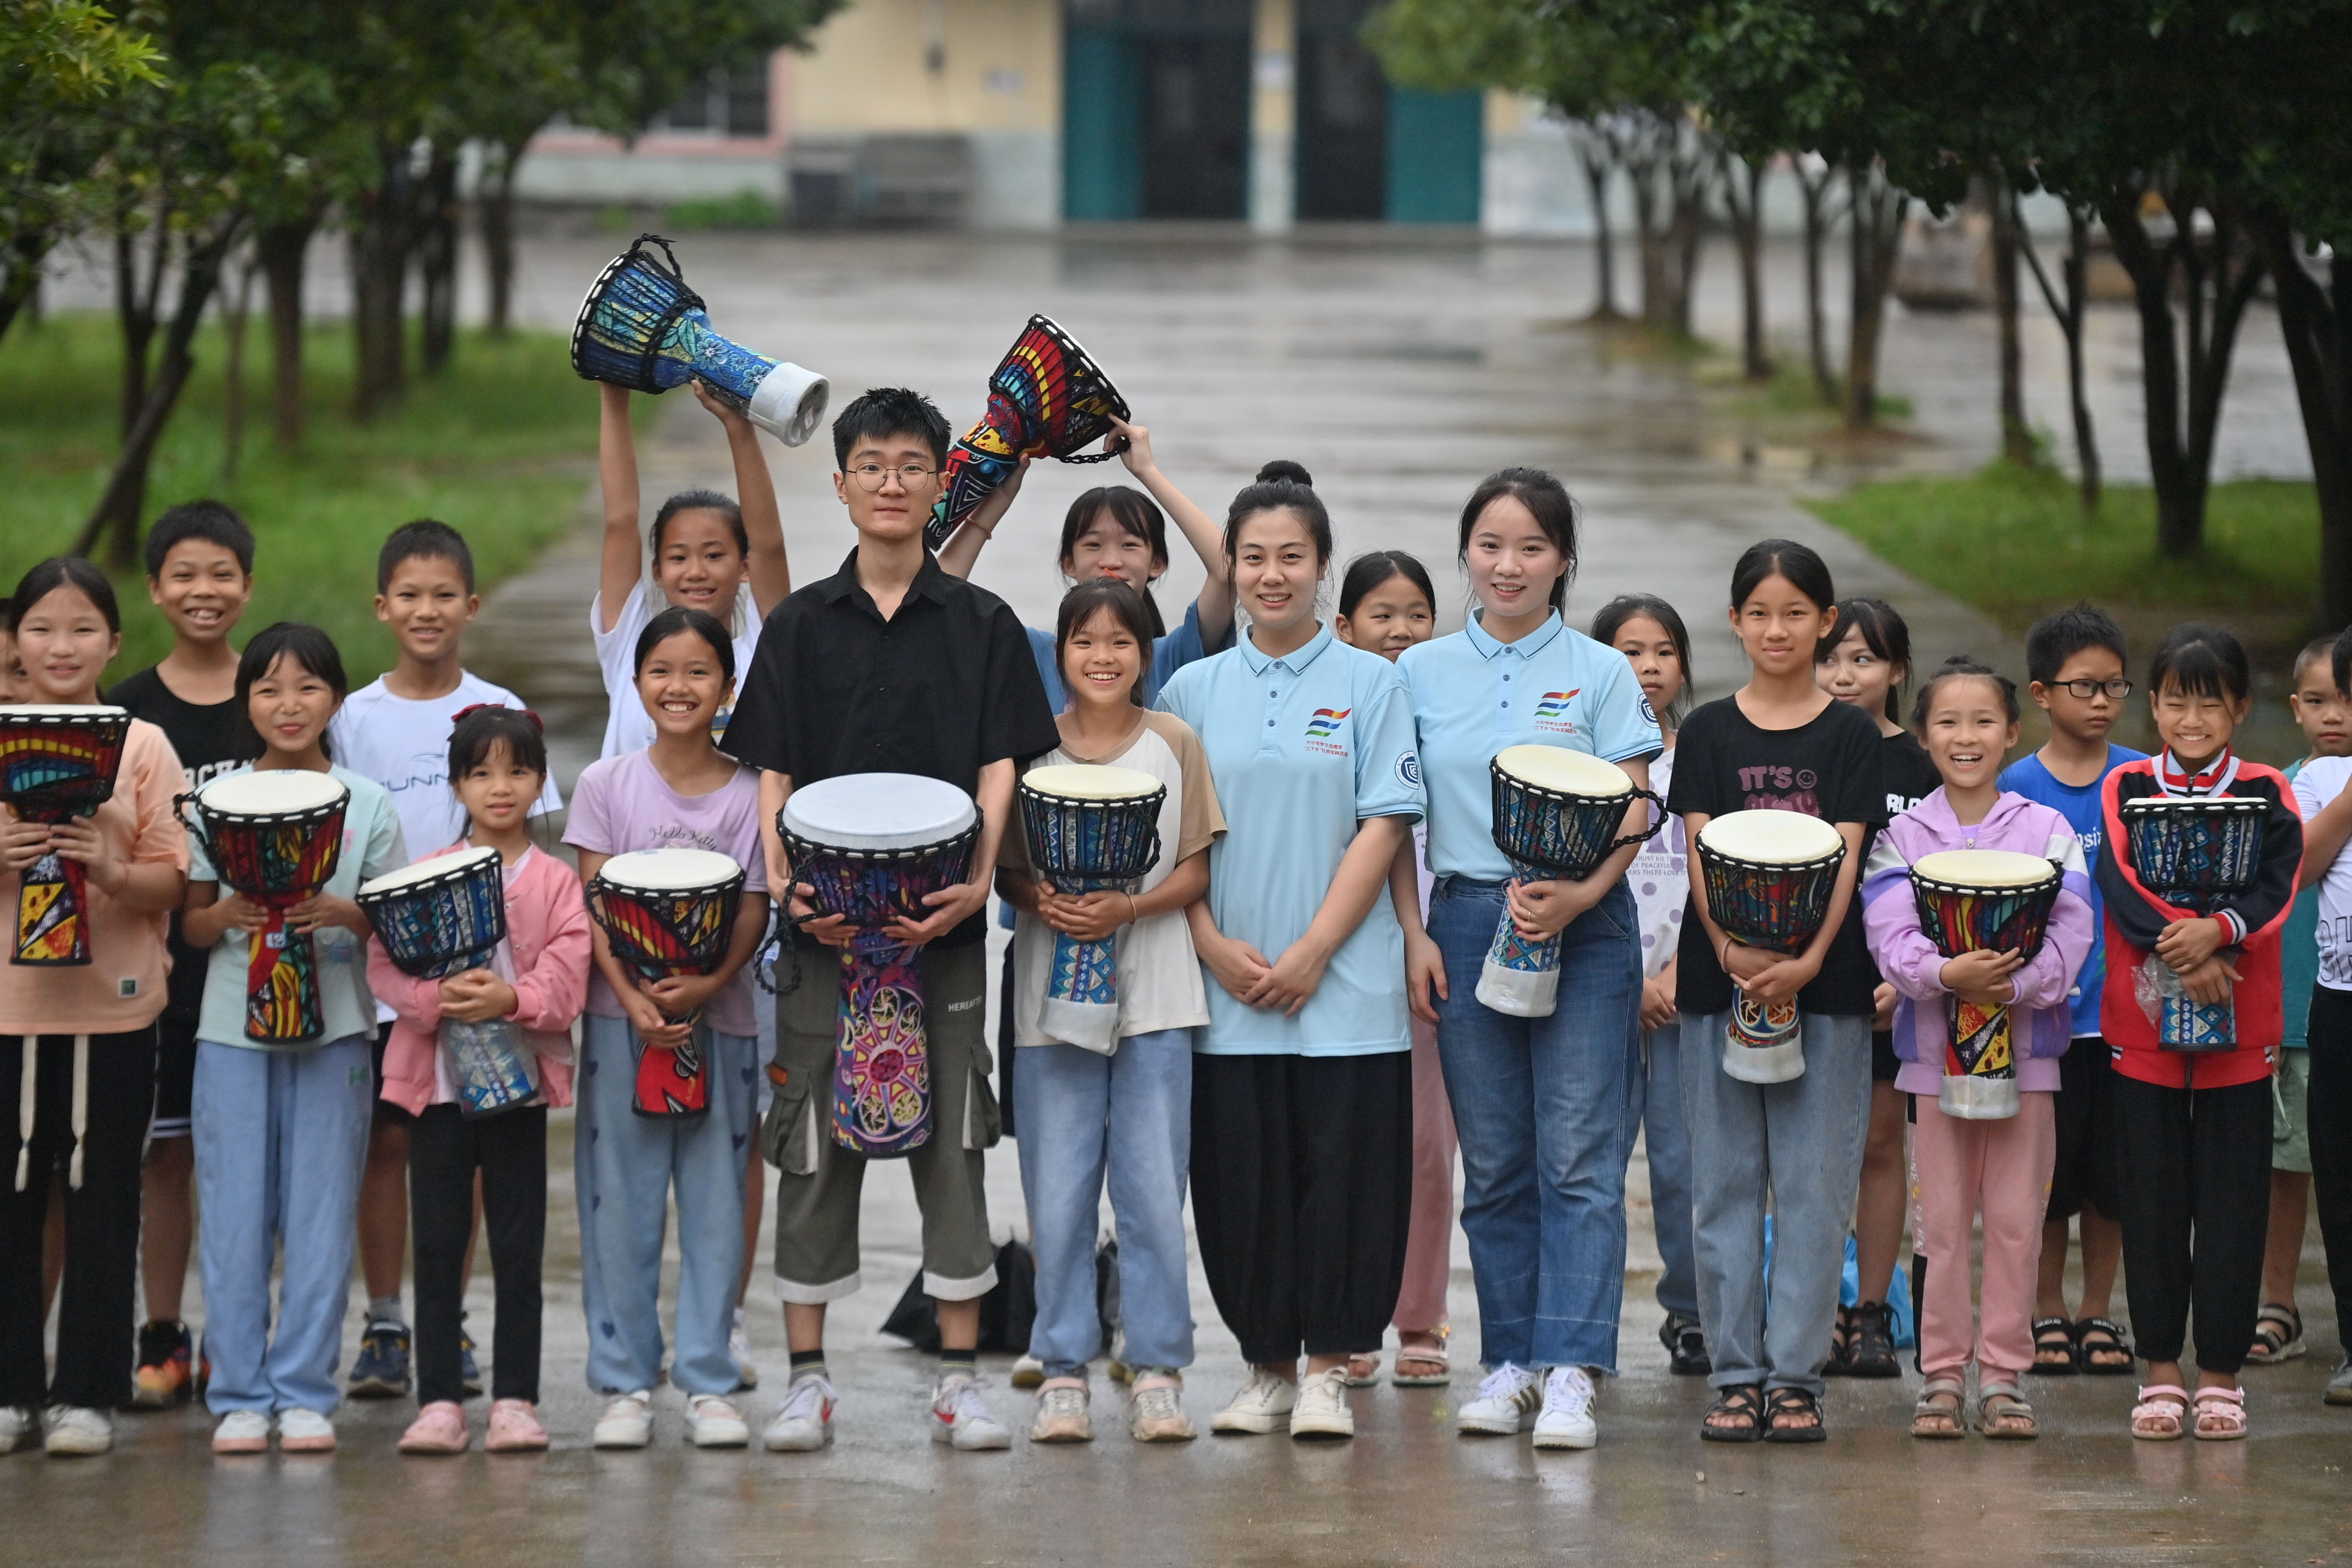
[1863,658,2093,1441]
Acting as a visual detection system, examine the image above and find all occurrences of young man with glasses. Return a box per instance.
[1998,605,2146,1378]
[723,389,1059,1453]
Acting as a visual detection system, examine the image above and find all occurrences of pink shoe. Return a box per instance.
[398,1401,471,1455]
[485,1398,550,1453]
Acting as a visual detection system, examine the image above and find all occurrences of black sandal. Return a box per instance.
[2075,1317,2137,1376]
[1699,1383,1764,1443]
[1763,1386,1828,1444]
[2029,1316,2078,1376]
[1822,1304,1858,1376]
[1844,1301,1899,1378]
[2247,1301,2306,1365]
[1661,1313,1712,1377]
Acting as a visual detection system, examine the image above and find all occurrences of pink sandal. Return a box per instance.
[486,1399,550,1452]
[2130,1384,2189,1441]
[2191,1385,2248,1441]
[398,1401,471,1455]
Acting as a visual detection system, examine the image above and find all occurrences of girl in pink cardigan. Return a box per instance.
[367,707,590,1455]
[1862,658,2092,1442]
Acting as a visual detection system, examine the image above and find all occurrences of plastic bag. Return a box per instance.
[1760,1216,1917,1348]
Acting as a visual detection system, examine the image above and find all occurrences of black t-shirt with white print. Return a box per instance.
[109,666,248,1022]
[1666,693,1887,1017]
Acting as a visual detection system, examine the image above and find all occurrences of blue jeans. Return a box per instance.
[1636,1018,1700,1321]
[1013,1030,1195,1378]
[193,1036,374,1415]
[1430,877,1641,1372]
[576,1014,757,1397]
[1679,1010,1872,1396]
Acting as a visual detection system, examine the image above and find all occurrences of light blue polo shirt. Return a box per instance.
[1397,610,1662,882]
[1157,622,1423,1057]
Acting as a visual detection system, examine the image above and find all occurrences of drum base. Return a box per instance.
[1038,994,1121,1053]
[1475,958,1559,1019]
[1721,1037,1806,1084]
[1939,1073,2020,1121]
[745,361,828,447]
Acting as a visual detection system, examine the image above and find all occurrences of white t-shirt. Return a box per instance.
[2294,754,2352,990]
[591,580,762,760]
[1626,745,1686,981]
[1004,713,1225,1049]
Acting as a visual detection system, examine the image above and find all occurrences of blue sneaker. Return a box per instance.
[349,1320,411,1399]
[460,1323,483,1398]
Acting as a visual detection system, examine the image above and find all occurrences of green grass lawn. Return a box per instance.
[0,312,639,686]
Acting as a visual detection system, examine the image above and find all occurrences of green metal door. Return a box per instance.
[1064,29,1142,220]
[1384,87,1481,224]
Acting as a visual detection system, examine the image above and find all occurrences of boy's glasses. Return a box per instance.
[2053,678,2133,700]
[848,463,939,491]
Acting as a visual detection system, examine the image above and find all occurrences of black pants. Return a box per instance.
[2305,985,2352,1347]
[2112,1070,2271,1374]
[1190,1051,1412,1366]
[0,1029,156,1408]
[409,1101,547,1406]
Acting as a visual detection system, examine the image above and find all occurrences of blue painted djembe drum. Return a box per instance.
[1909,848,2064,1120]
[926,315,1130,550]
[2118,794,2265,1051]
[779,774,978,1158]
[359,846,540,1117]
[571,234,829,446]
[1694,809,1847,1084]
[178,770,348,1043]
[1017,763,1166,1050]
[1477,745,1662,1018]
[0,705,128,966]
[587,848,747,1118]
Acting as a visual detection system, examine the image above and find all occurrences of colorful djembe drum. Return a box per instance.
[358,846,539,1117]
[1017,763,1165,1050]
[571,234,830,446]
[2118,794,2266,1051]
[0,705,129,966]
[925,315,1130,550]
[778,774,979,1158]
[587,848,746,1117]
[1694,809,1847,1083]
[1909,848,2064,1120]
[179,771,348,1043]
[1479,745,1663,1018]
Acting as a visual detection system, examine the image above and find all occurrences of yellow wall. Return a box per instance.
[789,0,1063,133]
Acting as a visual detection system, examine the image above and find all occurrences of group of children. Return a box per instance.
[4,365,2349,1462]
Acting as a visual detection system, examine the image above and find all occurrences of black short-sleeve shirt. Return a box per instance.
[1666,694,1887,1017]
[722,549,1060,947]
[108,666,250,1021]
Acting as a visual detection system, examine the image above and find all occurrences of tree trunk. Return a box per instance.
[258,215,316,449]
[1799,159,1839,406]
[1844,166,1906,430]
[480,141,522,337]
[115,211,169,442]
[2019,199,2102,511]
[0,230,53,350]
[418,142,461,376]
[1575,129,1620,321]
[1626,129,1669,334]
[350,146,413,421]
[1988,173,2033,465]
[76,218,247,568]
[1719,150,1769,380]
[2253,215,2352,627]
[222,248,256,484]
[1667,142,1707,340]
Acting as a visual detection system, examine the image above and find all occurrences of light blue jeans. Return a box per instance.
[1013,1029,1195,1378]
[1679,1010,1872,1396]
[192,1036,373,1415]
[1635,1018,1700,1321]
[1430,877,1641,1373]
[576,1014,757,1397]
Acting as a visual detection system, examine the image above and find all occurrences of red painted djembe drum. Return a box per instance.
[0,705,129,966]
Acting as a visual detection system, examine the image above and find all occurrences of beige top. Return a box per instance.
[1912,848,2057,888]
[1004,711,1225,1047]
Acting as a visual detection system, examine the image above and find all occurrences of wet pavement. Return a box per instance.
[16,232,2348,1563]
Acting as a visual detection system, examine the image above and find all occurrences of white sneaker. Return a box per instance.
[1457,1362,1542,1435]
[41,1405,112,1456]
[686,1394,750,1448]
[929,1374,1012,1450]
[1532,1365,1599,1450]
[1030,1379,1093,1443]
[762,1375,837,1451]
[730,1308,760,1391]
[211,1410,271,1454]
[0,1405,39,1454]
[1289,1367,1354,1440]
[1009,1353,1046,1389]
[1211,1369,1298,1435]
[594,1390,654,1449]
[277,1407,336,1452]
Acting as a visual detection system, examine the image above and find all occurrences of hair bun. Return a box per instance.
[1256,459,1314,488]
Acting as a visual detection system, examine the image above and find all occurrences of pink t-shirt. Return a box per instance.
[563,749,770,1038]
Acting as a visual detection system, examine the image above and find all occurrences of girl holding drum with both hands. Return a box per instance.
[1397,472,1662,1450]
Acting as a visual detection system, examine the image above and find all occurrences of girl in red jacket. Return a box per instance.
[2095,625,2301,1441]
[368,706,590,1454]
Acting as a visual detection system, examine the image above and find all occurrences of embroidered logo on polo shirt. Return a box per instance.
[1395,752,1422,790]
[1638,695,1658,728]
[1533,689,1581,735]
[1303,707,1351,757]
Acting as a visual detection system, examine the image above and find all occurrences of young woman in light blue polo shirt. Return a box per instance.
[1396,468,1662,1452]
[1157,460,1424,1444]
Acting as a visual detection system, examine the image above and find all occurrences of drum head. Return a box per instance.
[1494,745,1630,798]
[599,847,742,892]
[1912,849,2056,888]
[196,769,348,816]
[781,772,977,851]
[1023,763,1162,802]
[0,704,130,722]
[358,845,501,899]
[1698,808,1844,864]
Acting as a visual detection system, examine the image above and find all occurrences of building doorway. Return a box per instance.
[1065,0,1252,221]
